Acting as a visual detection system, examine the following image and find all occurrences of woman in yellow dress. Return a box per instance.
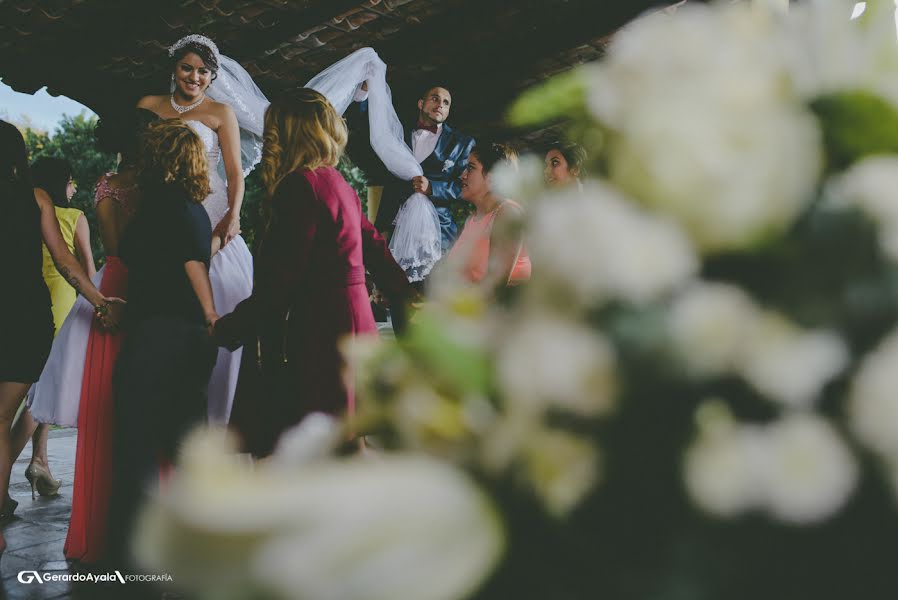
[35,158,96,331]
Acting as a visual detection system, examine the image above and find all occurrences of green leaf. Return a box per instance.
[401,313,491,396]
[810,90,898,172]
[506,68,590,128]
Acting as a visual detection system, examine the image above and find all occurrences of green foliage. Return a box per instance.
[810,90,898,172]
[338,155,368,216]
[506,68,590,129]
[22,113,117,266]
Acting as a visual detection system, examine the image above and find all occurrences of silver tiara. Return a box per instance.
[168,34,221,63]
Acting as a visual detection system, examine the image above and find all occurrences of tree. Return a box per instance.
[21,113,116,265]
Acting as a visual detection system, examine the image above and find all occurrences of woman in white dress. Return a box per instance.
[136,35,258,424]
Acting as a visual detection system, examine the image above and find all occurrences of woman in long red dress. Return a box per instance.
[64,109,157,563]
[214,90,414,457]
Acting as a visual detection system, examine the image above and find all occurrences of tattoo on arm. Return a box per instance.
[57,265,84,296]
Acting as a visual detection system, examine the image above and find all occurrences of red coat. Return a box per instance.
[214,167,412,456]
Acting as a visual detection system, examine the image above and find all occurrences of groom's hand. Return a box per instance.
[412,176,431,196]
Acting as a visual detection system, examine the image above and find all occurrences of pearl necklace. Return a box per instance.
[170,93,205,114]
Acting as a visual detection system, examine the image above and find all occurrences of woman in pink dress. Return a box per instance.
[448,142,531,287]
[64,109,158,563]
[214,90,415,457]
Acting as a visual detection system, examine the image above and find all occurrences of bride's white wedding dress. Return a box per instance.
[29,121,252,427]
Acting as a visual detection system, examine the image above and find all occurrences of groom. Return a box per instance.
[347,84,475,252]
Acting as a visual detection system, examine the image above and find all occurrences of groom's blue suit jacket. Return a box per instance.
[345,100,475,251]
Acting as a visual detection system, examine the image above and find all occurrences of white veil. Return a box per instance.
[305,47,442,282]
[206,55,268,177]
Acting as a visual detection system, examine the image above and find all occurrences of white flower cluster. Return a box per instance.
[668,282,849,409]
[527,181,698,306]
[849,330,898,488]
[136,425,504,600]
[585,3,822,252]
[684,405,858,524]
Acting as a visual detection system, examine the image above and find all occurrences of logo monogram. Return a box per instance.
[18,571,43,584]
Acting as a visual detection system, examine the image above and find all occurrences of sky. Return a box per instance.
[0,79,96,134]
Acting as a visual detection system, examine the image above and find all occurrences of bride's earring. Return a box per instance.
[169,74,176,94]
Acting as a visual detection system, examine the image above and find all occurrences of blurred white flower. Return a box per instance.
[684,420,769,518]
[135,428,315,593]
[519,430,601,517]
[782,0,898,111]
[667,282,761,377]
[252,455,504,600]
[491,154,544,204]
[271,413,343,468]
[685,407,858,523]
[528,181,698,306]
[826,156,898,261]
[587,3,821,251]
[391,383,490,454]
[762,414,859,524]
[739,313,849,409]
[849,329,898,459]
[496,313,617,418]
[138,429,504,600]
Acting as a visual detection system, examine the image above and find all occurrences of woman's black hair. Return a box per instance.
[95,108,161,165]
[471,142,517,174]
[171,42,220,80]
[31,157,74,208]
[0,119,32,189]
[545,141,587,177]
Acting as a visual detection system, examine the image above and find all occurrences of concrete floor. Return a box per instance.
[1,429,79,599]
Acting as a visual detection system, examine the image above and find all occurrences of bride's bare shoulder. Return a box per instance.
[206,99,235,117]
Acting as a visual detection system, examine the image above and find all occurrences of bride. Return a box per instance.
[135,34,261,424]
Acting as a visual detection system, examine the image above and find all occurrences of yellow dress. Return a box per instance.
[41,206,84,335]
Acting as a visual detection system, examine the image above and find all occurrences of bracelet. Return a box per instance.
[94,301,109,319]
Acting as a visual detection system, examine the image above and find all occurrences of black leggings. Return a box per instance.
[105,316,216,566]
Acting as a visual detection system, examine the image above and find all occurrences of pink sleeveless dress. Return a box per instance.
[448,200,531,285]
[65,174,137,563]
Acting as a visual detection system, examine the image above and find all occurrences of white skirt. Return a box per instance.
[206,235,253,425]
[27,268,104,427]
[28,235,253,427]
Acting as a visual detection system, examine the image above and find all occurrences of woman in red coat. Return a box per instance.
[214,89,414,457]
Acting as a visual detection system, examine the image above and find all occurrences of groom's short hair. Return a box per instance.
[418,84,451,101]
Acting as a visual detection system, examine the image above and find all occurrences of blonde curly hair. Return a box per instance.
[261,88,347,196]
[139,119,211,203]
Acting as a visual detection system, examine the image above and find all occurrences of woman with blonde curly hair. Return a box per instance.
[214,89,415,457]
[105,119,219,566]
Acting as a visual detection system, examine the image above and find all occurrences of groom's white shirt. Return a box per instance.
[411,125,442,163]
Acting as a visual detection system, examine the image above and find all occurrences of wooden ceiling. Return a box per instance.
[0,0,675,142]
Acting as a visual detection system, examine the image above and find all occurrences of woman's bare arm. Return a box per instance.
[214,104,245,247]
[73,213,96,280]
[35,189,103,307]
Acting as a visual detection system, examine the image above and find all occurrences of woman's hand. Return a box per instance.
[205,312,220,337]
[95,297,126,331]
[213,214,241,248]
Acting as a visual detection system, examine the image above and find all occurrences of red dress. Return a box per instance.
[64,175,136,562]
[215,167,413,457]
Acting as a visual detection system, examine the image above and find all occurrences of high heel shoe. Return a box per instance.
[24,463,61,500]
